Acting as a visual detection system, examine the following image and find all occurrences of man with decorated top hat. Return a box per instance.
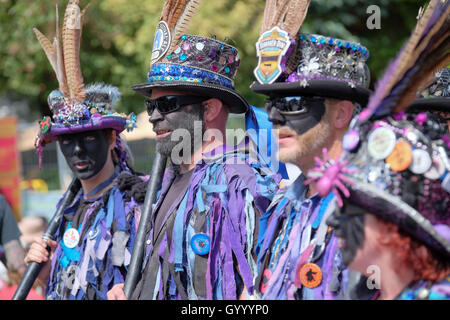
[310,0,450,299]
[107,0,279,300]
[24,0,144,300]
[251,0,376,300]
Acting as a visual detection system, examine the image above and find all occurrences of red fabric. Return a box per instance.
[0,280,44,300]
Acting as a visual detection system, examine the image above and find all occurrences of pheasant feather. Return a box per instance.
[62,0,85,101]
[364,0,450,118]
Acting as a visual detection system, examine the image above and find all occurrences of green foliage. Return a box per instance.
[0,0,425,118]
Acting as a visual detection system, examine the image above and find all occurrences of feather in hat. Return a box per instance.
[362,0,450,120]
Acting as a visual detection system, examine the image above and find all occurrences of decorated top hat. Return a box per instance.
[250,0,371,106]
[34,1,136,166]
[410,67,450,113]
[131,1,248,114]
[308,0,450,258]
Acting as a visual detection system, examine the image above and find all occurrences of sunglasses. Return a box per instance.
[265,96,325,115]
[145,95,208,115]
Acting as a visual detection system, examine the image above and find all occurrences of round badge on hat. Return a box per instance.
[409,149,432,174]
[63,227,80,249]
[424,155,446,180]
[385,140,413,172]
[298,263,323,289]
[151,21,171,65]
[191,233,211,256]
[367,127,396,160]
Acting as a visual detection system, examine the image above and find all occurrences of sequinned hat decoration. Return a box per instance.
[132,0,249,113]
[33,0,137,167]
[307,0,450,258]
[410,67,450,113]
[251,0,371,106]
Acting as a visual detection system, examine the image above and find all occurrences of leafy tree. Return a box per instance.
[0,0,424,119]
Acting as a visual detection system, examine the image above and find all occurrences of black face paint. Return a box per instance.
[149,103,204,158]
[326,201,366,266]
[58,130,110,180]
[265,96,326,135]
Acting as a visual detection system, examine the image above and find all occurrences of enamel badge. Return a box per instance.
[298,263,323,289]
[151,21,171,65]
[254,26,291,84]
[191,233,211,255]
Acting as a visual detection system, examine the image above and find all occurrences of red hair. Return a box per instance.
[378,219,450,283]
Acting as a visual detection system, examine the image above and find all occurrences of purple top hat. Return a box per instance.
[33,1,136,168]
[34,1,137,146]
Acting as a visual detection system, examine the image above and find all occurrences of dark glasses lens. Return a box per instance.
[265,96,325,115]
[145,95,208,115]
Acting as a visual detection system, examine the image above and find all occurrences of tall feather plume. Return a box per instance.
[260,0,311,38]
[159,0,204,53]
[365,0,450,118]
[62,0,86,102]
[54,4,70,97]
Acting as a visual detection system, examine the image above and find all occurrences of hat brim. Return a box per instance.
[251,80,372,106]
[132,81,249,114]
[347,179,450,258]
[408,97,450,113]
[44,116,127,141]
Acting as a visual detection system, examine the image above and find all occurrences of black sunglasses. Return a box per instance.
[145,95,208,115]
[265,96,325,115]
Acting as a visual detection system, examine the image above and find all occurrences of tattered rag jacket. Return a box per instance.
[45,171,146,300]
[132,145,280,300]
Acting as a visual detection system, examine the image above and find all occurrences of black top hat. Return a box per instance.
[132,22,248,114]
[251,33,372,106]
[409,67,450,113]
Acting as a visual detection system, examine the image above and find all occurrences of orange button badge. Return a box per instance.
[299,263,323,289]
[385,140,413,172]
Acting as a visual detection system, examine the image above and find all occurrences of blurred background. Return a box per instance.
[0,0,424,221]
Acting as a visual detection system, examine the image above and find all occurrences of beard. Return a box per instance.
[155,107,204,159]
[277,119,332,165]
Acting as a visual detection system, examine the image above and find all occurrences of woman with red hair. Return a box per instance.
[306,0,450,300]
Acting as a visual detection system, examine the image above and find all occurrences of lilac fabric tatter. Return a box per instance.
[45,171,145,300]
[136,144,280,300]
[255,175,347,300]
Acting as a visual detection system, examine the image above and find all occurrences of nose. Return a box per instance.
[73,139,83,157]
[268,107,286,126]
[149,107,164,125]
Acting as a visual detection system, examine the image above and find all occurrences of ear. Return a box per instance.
[376,219,398,245]
[203,98,223,122]
[332,100,354,129]
[108,130,117,150]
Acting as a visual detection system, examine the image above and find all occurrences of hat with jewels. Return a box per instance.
[410,67,450,113]
[131,0,248,114]
[33,1,137,166]
[250,0,371,106]
[308,1,450,258]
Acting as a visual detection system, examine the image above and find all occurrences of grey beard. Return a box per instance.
[156,110,204,159]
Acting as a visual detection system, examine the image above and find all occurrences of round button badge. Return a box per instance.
[409,149,432,174]
[191,233,211,256]
[63,227,80,249]
[298,263,323,289]
[367,127,396,160]
[385,140,413,172]
[424,155,445,180]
